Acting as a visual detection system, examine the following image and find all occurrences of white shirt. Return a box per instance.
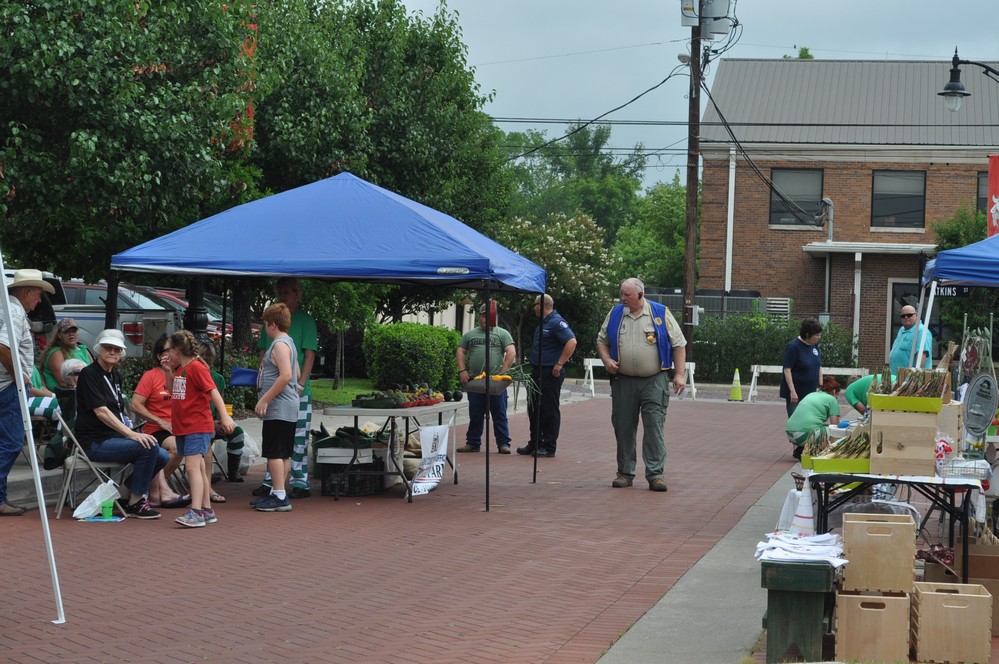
[0,298,33,391]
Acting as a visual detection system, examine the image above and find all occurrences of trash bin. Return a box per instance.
[760,560,835,663]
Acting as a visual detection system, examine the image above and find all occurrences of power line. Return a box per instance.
[472,39,689,67]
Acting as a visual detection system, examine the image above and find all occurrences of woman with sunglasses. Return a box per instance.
[42,318,93,390]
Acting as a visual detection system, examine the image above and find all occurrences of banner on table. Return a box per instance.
[410,425,449,497]
[989,154,999,237]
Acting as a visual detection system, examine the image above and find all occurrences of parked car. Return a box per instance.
[60,280,181,353]
[147,287,262,337]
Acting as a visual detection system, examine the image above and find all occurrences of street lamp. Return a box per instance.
[938,47,999,112]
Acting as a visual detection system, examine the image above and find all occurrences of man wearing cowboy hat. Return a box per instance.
[0,269,55,515]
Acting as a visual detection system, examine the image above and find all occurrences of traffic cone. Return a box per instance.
[728,368,743,402]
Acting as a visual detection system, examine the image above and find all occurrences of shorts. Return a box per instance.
[151,429,172,445]
[262,419,296,459]
[176,432,212,457]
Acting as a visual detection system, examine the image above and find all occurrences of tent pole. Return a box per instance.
[0,248,65,624]
[483,290,492,512]
[912,284,935,369]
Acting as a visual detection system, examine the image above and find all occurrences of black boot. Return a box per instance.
[227,454,244,482]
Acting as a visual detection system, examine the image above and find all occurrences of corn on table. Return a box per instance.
[322,401,469,502]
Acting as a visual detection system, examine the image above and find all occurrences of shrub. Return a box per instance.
[692,314,858,383]
[363,322,461,391]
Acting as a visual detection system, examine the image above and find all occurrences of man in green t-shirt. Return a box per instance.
[455,305,515,453]
[252,277,319,499]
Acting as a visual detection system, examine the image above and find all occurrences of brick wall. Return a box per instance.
[700,154,982,368]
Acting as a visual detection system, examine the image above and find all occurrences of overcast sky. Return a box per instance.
[399,0,998,189]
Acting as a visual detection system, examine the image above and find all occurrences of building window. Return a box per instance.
[872,170,925,228]
[770,169,823,225]
[979,171,988,215]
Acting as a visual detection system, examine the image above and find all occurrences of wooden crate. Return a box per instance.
[842,513,915,593]
[937,400,964,442]
[870,410,937,476]
[835,591,909,664]
[911,581,992,664]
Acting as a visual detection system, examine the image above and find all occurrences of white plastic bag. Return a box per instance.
[72,480,121,519]
[211,431,260,477]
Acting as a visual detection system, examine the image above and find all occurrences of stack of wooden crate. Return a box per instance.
[868,394,941,476]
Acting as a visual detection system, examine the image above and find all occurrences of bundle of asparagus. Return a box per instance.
[871,367,948,398]
[815,421,871,459]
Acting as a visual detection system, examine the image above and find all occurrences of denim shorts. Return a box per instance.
[176,432,212,457]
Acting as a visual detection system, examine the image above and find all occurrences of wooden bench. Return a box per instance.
[747,365,867,403]
[582,359,697,400]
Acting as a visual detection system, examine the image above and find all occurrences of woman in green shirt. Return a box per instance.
[42,318,93,390]
[786,376,842,459]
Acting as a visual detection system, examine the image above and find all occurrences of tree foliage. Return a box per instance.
[0,0,259,280]
[931,206,995,347]
[504,124,645,242]
[492,212,618,360]
[612,172,687,287]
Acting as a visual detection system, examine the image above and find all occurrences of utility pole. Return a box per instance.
[682,2,703,354]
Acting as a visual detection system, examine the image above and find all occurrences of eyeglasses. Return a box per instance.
[101,346,124,354]
[900,313,916,319]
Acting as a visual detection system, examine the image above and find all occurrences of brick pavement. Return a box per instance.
[5,396,794,663]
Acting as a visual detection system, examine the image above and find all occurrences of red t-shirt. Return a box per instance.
[134,369,171,435]
[170,359,216,436]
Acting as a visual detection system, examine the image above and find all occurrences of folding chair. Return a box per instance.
[55,413,132,519]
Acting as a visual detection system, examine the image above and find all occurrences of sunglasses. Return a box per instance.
[900,313,916,319]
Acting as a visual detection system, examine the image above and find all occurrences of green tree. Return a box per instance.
[612,172,687,287]
[492,213,618,360]
[783,45,814,60]
[0,1,259,280]
[931,206,994,347]
[505,123,645,242]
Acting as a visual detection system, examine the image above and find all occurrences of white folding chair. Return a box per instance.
[55,414,132,519]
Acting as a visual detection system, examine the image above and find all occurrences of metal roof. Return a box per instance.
[701,58,999,147]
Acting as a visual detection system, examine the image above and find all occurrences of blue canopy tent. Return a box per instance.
[922,233,999,287]
[112,172,546,293]
[111,172,547,510]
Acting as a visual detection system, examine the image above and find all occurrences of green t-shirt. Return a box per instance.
[258,308,318,396]
[458,326,514,375]
[844,374,875,408]
[786,391,840,435]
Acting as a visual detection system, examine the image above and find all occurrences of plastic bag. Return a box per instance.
[72,480,121,519]
[212,431,260,477]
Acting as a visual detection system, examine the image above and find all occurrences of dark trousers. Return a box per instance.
[528,365,565,452]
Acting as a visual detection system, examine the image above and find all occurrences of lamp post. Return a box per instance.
[938,47,999,112]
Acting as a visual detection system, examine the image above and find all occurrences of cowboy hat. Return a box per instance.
[6,269,55,294]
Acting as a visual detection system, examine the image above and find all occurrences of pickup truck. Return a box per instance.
[4,270,179,356]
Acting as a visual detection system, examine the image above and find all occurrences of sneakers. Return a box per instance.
[125,499,161,519]
[254,494,292,512]
[649,477,669,492]
[202,508,218,524]
[456,444,480,453]
[251,484,272,497]
[175,509,206,528]
[534,449,555,458]
[611,474,634,488]
[516,444,536,456]
[498,445,511,454]
[289,487,312,499]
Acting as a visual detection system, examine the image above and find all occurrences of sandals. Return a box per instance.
[210,491,226,504]
[159,495,192,509]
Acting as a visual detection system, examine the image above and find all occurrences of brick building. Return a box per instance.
[700,58,999,368]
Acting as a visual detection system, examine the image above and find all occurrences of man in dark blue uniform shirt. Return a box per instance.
[518,295,577,458]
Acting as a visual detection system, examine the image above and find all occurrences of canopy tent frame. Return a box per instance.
[111,172,548,510]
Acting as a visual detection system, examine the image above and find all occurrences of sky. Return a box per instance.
[399,0,998,189]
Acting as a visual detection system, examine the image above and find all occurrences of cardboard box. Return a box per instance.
[924,562,999,635]
[835,592,909,664]
[911,581,992,664]
[869,409,937,476]
[842,513,915,593]
[955,540,999,580]
[869,393,943,413]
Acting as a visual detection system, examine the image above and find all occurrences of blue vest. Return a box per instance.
[607,301,674,370]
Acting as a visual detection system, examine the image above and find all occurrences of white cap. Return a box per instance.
[95,329,127,350]
[61,358,88,378]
